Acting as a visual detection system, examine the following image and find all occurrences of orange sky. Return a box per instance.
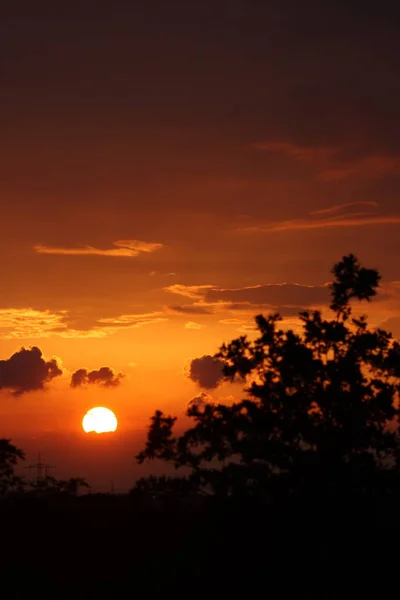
[1,1,400,490]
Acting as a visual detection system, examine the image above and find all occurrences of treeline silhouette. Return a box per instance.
[2,254,400,598]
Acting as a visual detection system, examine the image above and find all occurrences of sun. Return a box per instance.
[82,407,118,434]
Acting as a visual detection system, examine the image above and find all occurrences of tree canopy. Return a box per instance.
[136,254,400,501]
[0,438,25,495]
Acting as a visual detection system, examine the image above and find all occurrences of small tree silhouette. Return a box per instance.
[136,255,400,500]
[29,475,90,496]
[0,439,25,495]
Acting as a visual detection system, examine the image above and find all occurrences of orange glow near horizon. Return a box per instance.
[82,407,118,434]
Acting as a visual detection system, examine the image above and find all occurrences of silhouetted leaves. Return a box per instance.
[0,439,25,494]
[330,253,380,319]
[136,254,400,501]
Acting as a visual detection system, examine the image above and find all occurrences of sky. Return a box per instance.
[1,0,400,490]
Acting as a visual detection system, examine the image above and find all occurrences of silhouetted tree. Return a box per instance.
[0,439,25,494]
[136,254,400,501]
[59,476,90,496]
[29,475,90,496]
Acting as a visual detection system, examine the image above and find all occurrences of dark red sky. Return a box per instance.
[1,1,400,490]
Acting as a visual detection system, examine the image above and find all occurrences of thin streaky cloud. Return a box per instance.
[34,244,139,257]
[248,141,336,162]
[318,155,400,181]
[239,214,400,233]
[248,141,400,181]
[115,240,164,253]
[310,201,379,216]
[34,239,164,257]
[167,304,214,315]
[163,284,214,299]
[96,312,168,327]
[210,283,320,293]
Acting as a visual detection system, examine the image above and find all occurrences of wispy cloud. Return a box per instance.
[238,201,400,234]
[319,155,400,181]
[250,140,400,181]
[248,141,336,163]
[34,239,164,257]
[164,284,214,299]
[0,308,68,339]
[185,321,205,330]
[241,214,400,234]
[164,283,328,311]
[310,201,379,216]
[167,304,214,315]
[219,317,249,325]
[97,312,168,329]
[0,308,167,339]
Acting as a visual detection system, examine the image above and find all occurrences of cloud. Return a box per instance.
[243,214,400,234]
[248,141,336,164]
[167,304,213,315]
[219,318,247,325]
[96,313,167,329]
[70,366,123,388]
[187,392,214,414]
[185,321,205,330]
[319,156,400,181]
[219,317,258,333]
[0,308,167,339]
[187,355,226,389]
[166,283,328,308]
[238,201,400,234]
[115,240,163,253]
[34,239,164,257]
[309,201,379,216]
[249,140,400,181]
[175,300,305,315]
[0,308,68,339]
[163,284,214,299]
[0,346,62,395]
[204,284,329,307]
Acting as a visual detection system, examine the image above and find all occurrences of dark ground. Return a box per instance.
[1,491,398,599]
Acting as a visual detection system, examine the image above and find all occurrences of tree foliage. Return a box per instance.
[29,475,90,496]
[0,439,25,494]
[136,254,400,500]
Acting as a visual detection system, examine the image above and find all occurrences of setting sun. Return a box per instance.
[82,407,118,434]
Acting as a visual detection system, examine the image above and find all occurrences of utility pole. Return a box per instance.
[25,453,55,484]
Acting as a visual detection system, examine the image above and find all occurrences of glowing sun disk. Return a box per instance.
[82,407,118,434]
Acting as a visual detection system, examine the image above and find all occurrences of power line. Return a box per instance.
[25,453,55,484]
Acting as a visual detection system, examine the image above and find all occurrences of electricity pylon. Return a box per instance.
[25,453,55,483]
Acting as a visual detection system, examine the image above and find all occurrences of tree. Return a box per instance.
[0,439,25,495]
[57,477,90,496]
[29,475,90,496]
[136,254,400,501]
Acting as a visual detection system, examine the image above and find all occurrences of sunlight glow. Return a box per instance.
[82,407,118,434]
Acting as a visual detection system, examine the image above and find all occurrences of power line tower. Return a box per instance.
[25,453,55,485]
